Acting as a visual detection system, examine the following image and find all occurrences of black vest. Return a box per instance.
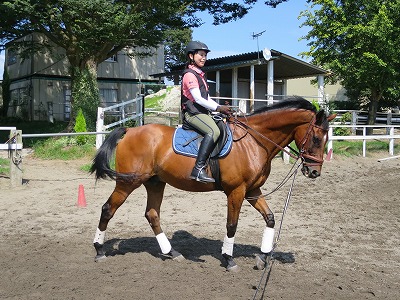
[181,68,210,115]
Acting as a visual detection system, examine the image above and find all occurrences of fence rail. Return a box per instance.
[327,124,400,158]
[96,96,143,148]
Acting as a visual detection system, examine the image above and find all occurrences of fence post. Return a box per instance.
[362,127,366,157]
[140,94,145,125]
[386,113,392,135]
[96,107,104,149]
[389,126,394,155]
[351,111,357,135]
[9,129,23,187]
[327,127,333,159]
[283,147,290,164]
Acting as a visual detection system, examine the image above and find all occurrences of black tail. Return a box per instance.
[90,127,127,180]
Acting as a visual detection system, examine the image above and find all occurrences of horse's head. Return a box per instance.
[295,110,336,179]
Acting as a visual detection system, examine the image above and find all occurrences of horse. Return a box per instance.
[90,96,336,271]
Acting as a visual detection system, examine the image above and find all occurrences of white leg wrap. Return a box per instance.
[261,227,275,253]
[156,232,172,254]
[93,228,105,245]
[221,235,235,256]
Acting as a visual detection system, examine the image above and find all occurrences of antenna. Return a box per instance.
[252,30,266,62]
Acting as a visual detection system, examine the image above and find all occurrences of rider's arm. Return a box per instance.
[189,87,219,111]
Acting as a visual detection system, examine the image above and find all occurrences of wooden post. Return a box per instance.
[9,130,23,187]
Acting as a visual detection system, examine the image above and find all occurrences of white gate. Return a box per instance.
[95,96,143,148]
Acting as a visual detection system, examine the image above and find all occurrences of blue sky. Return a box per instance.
[0,1,311,80]
[192,0,312,60]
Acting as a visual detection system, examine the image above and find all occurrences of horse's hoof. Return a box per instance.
[172,254,185,262]
[255,253,269,270]
[166,248,185,261]
[227,264,240,273]
[94,254,107,262]
[222,253,239,272]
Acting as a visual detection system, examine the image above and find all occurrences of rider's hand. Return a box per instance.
[216,105,232,115]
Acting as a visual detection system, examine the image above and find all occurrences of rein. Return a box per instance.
[229,112,327,168]
[252,164,300,300]
[230,116,299,160]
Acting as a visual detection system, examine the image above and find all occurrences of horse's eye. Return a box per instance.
[312,136,321,146]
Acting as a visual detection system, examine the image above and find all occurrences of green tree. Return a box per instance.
[1,0,283,130]
[74,108,88,145]
[300,1,400,132]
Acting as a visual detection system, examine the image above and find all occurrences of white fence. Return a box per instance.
[0,127,22,150]
[95,96,143,148]
[327,124,400,158]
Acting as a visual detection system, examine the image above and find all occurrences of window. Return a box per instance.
[7,50,17,65]
[64,89,71,121]
[10,87,29,118]
[99,89,118,106]
[105,54,118,62]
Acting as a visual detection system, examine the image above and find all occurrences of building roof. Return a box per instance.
[152,49,329,80]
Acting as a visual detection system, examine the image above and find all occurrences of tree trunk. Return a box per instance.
[366,88,381,135]
[66,60,100,132]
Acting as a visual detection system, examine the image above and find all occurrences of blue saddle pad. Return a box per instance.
[172,124,233,158]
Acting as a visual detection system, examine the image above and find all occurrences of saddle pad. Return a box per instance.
[172,124,233,158]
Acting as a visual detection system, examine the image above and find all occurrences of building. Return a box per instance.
[155,49,346,113]
[4,33,164,121]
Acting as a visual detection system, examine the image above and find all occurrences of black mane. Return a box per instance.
[250,96,317,115]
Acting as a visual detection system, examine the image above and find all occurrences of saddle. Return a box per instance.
[172,118,233,159]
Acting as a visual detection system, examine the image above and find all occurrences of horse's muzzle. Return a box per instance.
[301,165,320,178]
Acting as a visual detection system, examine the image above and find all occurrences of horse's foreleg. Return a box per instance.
[221,188,245,272]
[247,188,276,270]
[144,178,184,261]
[93,181,138,261]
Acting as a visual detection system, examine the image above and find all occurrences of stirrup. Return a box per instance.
[189,167,215,183]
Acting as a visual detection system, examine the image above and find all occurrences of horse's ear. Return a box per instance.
[327,113,337,122]
[315,110,325,125]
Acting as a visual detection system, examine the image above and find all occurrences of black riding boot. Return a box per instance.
[190,134,216,183]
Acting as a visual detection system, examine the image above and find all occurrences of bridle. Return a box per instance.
[229,112,328,168]
[297,115,329,168]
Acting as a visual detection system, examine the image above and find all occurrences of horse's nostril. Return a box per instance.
[311,170,320,178]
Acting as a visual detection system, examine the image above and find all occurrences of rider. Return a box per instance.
[181,41,232,183]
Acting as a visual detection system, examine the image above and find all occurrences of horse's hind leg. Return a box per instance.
[93,181,139,261]
[144,177,184,261]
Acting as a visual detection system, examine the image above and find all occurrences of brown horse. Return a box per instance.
[90,97,336,271]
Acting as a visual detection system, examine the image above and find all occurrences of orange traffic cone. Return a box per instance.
[77,184,87,207]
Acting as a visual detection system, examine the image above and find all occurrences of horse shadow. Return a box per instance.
[103,230,295,266]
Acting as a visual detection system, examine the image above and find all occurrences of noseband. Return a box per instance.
[230,113,328,167]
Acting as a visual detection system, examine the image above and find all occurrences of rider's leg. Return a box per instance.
[184,112,220,183]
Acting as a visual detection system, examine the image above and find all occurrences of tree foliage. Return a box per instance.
[300,0,400,127]
[0,0,285,129]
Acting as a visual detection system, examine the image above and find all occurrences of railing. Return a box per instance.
[96,96,144,148]
[327,124,400,158]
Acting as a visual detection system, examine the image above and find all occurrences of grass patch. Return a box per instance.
[0,157,9,175]
[332,140,400,157]
[32,136,96,160]
[145,93,165,108]
[144,86,174,109]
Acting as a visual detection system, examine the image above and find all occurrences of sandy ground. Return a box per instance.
[0,151,399,300]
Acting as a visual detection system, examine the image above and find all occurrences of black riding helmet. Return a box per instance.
[185,41,210,56]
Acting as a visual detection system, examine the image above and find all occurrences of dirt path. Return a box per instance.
[0,153,399,299]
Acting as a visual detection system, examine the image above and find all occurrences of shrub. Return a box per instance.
[334,112,352,136]
[74,108,88,145]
